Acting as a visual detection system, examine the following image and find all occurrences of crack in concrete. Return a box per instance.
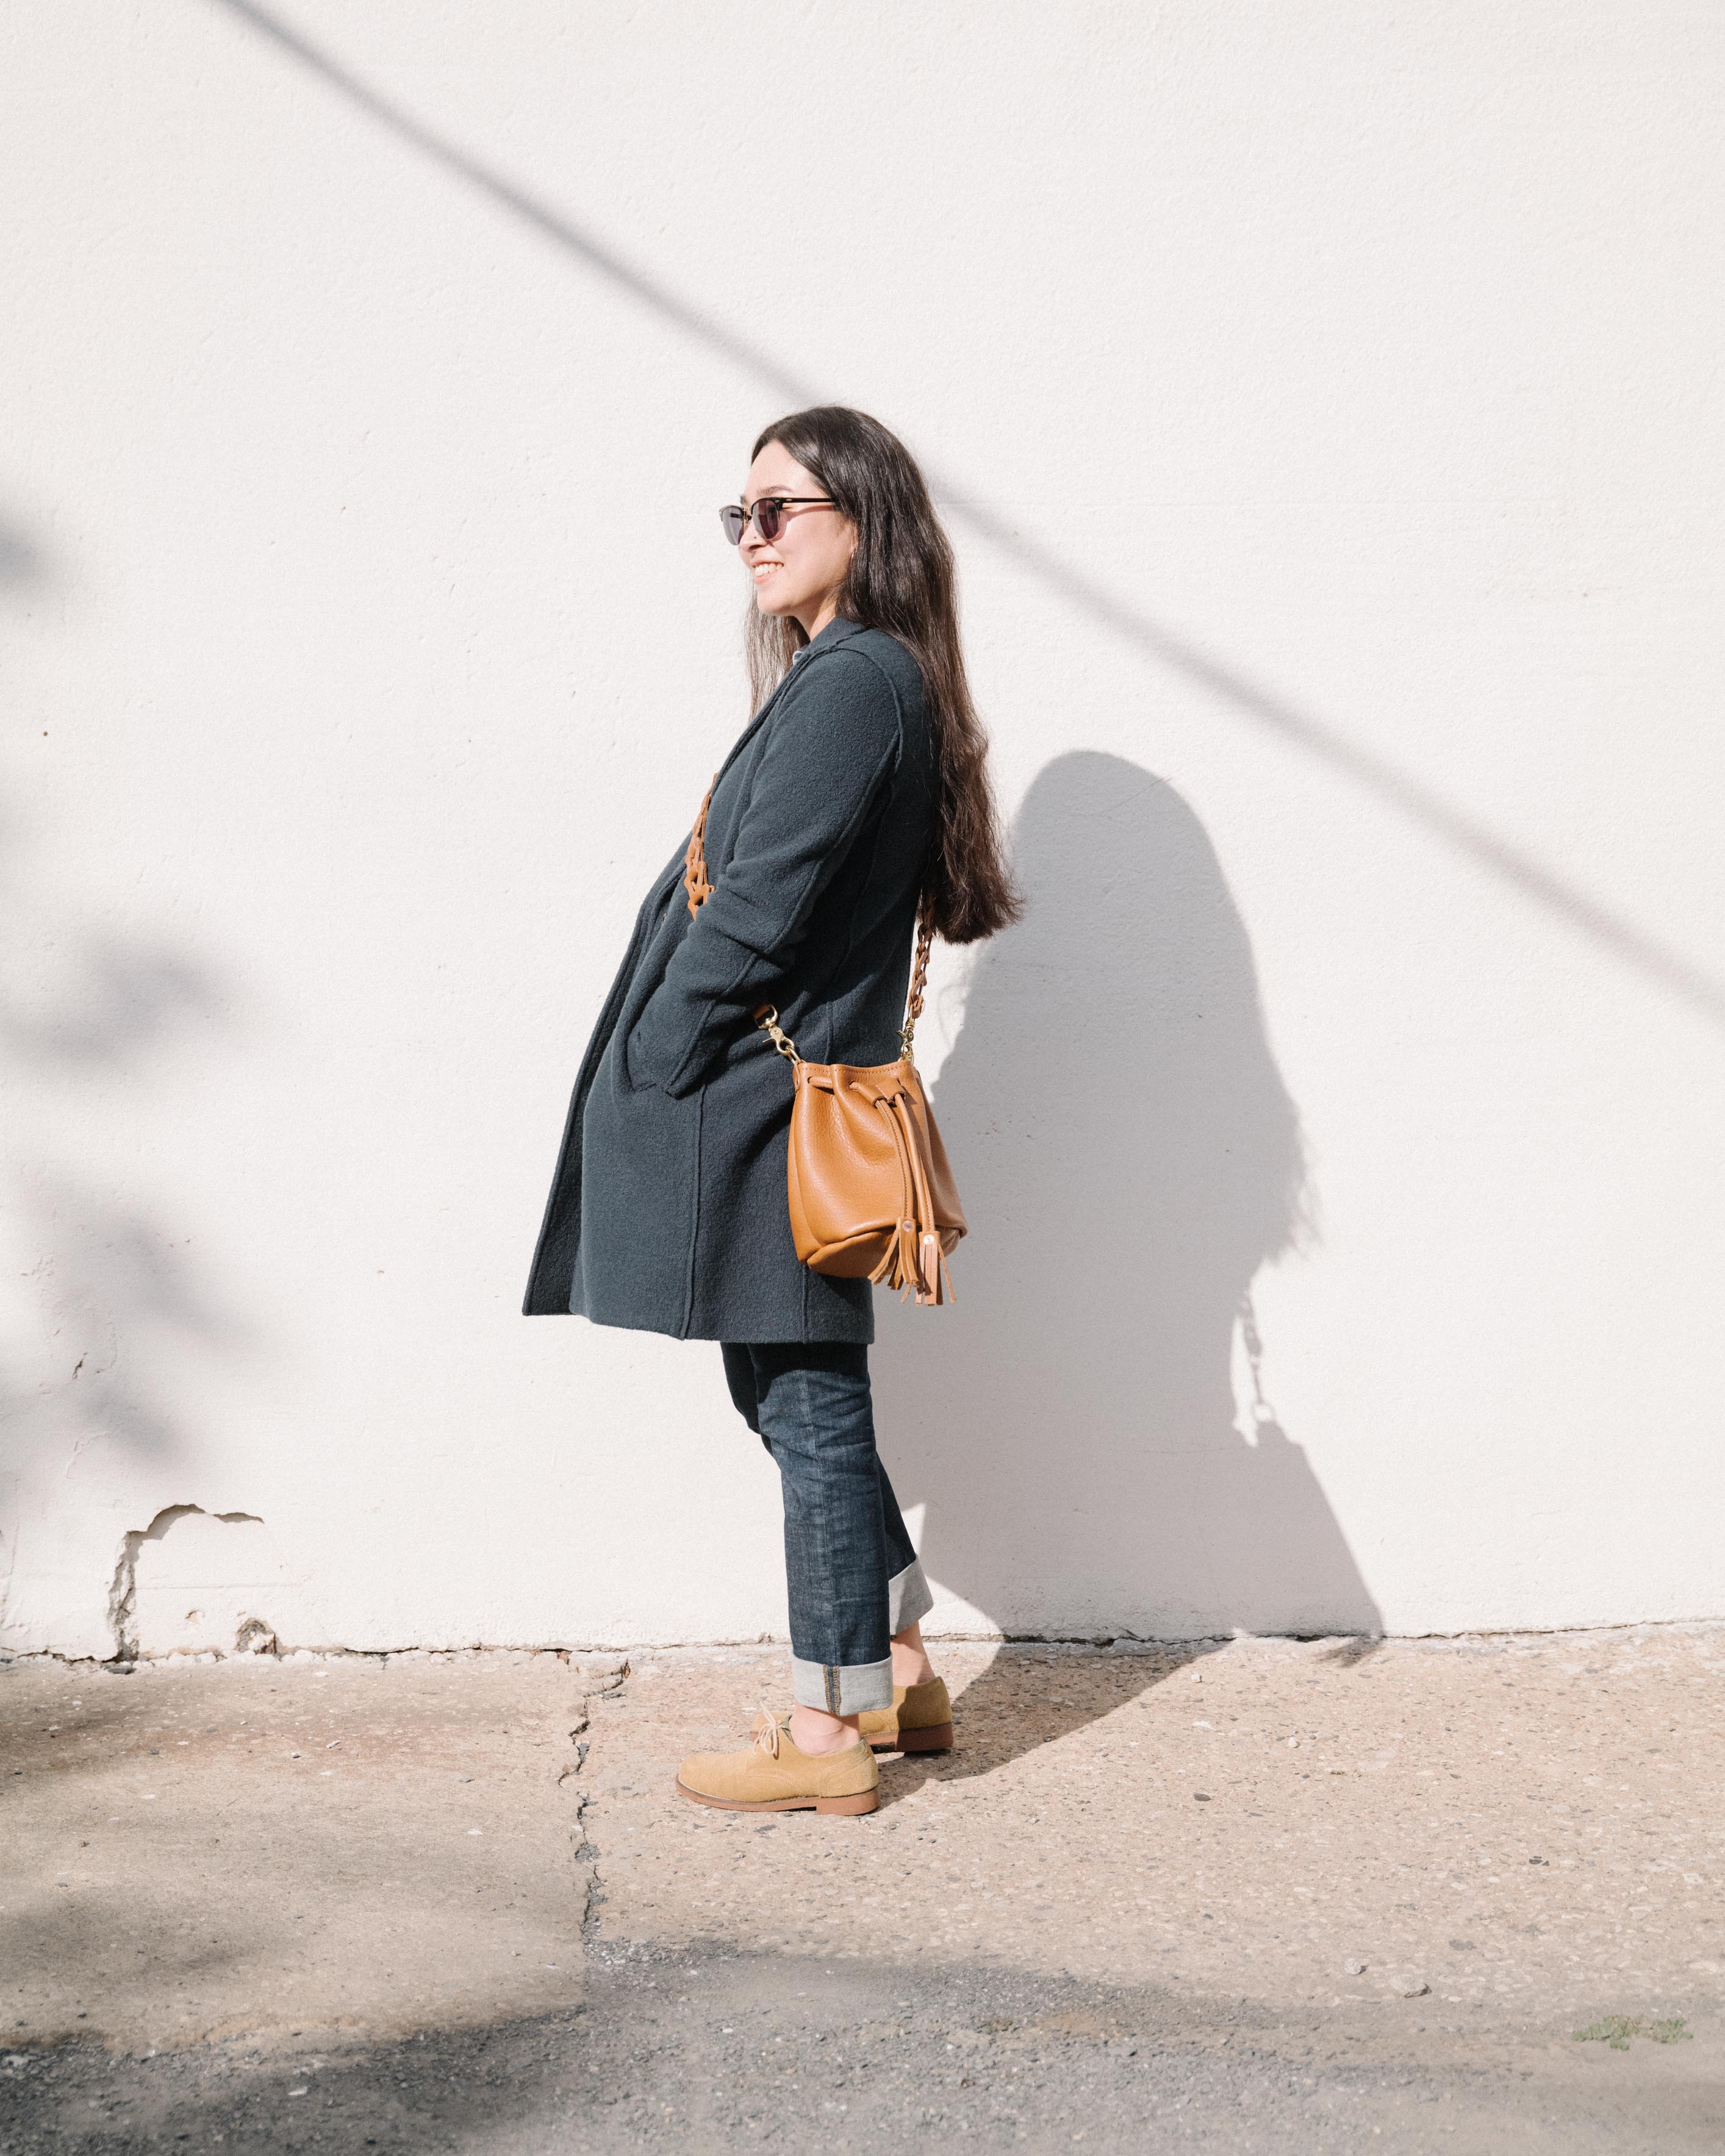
[105,1503,265,1663]
[561,1657,628,1947]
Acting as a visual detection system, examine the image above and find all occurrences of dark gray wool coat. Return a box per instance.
[522,616,937,1342]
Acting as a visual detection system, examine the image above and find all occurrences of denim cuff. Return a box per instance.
[791,1653,894,1714]
[889,1556,934,1636]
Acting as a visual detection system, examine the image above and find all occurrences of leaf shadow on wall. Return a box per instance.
[871,751,1383,1777]
[0,509,245,1509]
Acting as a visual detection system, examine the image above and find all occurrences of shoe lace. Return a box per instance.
[751,1706,788,1759]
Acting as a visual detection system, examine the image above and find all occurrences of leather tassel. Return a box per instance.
[866,1219,921,1299]
[851,1084,963,1306]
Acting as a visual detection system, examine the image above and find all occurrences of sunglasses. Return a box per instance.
[719,495,836,545]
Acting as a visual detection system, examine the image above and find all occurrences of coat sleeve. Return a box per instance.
[626,649,903,1098]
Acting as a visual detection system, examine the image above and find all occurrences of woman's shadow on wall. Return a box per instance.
[873,751,1383,1778]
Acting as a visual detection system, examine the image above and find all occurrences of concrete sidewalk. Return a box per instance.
[2,1627,1722,2149]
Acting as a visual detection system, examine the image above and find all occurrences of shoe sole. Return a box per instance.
[674,1776,878,1815]
[869,1721,954,1755]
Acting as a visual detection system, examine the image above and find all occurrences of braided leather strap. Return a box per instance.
[683,773,717,917]
[899,904,934,1060]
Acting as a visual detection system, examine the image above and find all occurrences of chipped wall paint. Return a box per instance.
[1,2,1722,1659]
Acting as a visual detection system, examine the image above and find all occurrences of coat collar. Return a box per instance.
[792,614,866,662]
[704,617,867,808]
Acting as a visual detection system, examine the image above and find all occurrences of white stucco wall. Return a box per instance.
[3,1,1721,1660]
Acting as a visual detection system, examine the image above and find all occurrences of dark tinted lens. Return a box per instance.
[755,498,783,542]
[719,504,747,544]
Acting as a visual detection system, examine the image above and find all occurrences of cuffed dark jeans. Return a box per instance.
[722,1341,935,1714]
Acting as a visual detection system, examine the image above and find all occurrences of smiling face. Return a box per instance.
[738,440,857,639]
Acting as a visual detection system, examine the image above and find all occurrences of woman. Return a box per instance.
[523,406,1017,1814]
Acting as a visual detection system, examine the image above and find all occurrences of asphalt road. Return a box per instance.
[4,1939,1717,2153]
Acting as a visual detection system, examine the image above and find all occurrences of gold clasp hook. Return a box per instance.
[755,1006,801,1062]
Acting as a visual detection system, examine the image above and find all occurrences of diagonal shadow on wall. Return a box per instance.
[871,753,1382,1767]
[210,0,1725,1030]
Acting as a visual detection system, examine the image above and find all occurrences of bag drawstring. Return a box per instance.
[867,1087,954,1306]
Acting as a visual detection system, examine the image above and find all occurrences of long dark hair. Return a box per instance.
[745,406,1020,945]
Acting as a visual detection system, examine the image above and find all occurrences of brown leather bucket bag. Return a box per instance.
[684,778,967,1306]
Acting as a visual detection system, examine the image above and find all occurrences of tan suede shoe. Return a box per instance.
[676,1711,880,1815]
[857,1675,953,1753]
